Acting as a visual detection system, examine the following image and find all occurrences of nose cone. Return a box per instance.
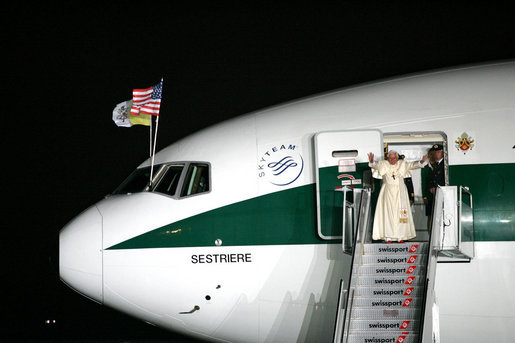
[59,205,103,303]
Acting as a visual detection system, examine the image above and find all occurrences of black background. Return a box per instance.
[3,2,514,342]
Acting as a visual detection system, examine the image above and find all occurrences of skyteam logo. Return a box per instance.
[258,143,304,186]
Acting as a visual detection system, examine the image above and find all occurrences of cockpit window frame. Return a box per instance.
[111,161,211,199]
[178,162,212,199]
[111,165,158,195]
[151,163,186,197]
[152,161,212,200]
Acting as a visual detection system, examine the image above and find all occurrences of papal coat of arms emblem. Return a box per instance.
[400,208,408,223]
[455,132,475,154]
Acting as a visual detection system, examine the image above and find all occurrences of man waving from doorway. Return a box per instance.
[368,151,428,243]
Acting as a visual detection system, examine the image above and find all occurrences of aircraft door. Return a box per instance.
[314,130,383,242]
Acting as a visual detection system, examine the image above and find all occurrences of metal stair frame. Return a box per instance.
[334,187,430,343]
[334,184,475,343]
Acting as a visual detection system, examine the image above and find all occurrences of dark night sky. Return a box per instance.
[3,2,514,341]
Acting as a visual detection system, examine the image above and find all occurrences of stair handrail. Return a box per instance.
[420,185,474,342]
[333,280,347,343]
[419,187,447,342]
[335,186,354,253]
[332,187,373,343]
[458,186,474,259]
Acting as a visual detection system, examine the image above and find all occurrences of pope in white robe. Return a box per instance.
[368,151,427,242]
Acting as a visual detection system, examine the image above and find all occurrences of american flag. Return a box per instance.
[131,80,162,116]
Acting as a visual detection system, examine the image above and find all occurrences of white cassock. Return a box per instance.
[369,159,425,241]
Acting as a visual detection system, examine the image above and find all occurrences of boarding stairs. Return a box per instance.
[345,241,429,343]
[333,186,474,343]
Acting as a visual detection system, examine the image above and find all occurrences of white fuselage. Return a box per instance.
[60,61,515,342]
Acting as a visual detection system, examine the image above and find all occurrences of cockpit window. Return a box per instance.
[153,165,184,196]
[112,162,209,198]
[112,166,154,195]
[181,163,210,197]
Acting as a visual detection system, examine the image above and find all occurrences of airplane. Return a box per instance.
[59,60,514,342]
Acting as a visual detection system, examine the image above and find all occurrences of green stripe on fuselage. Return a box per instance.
[107,163,514,250]
[449,163,514,241]
[107,184,324,249]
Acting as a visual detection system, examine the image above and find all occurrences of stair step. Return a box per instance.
[355,265,426,276]
[347,332,418,343]
[350,308,421,320]
[354,286,423,297]
[336,236,430,343]
[363,242,428,255]
[352,297,423,308]
[361,254,427,265]
[349,319,420,332]
[355,275,424,287]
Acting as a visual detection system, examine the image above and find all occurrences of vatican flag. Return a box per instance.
[112,100,151,127]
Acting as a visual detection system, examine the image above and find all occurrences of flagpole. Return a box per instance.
[149,115,160,185]
[149,78,163,187]
[149,115,153,158]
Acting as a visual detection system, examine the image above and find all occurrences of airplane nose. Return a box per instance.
[59,205,103,303]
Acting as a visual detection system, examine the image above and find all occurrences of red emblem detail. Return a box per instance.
[406,265,416,274]
[404,287,414,296]
[405,276,415,284]
[396,334,407,343]
[400,321,410,329]
[408,255,418,263]
[402,298,413,307]
[409,244,418,253]
[455,132,475,154]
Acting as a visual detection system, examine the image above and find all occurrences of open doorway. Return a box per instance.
[383,132,448,240]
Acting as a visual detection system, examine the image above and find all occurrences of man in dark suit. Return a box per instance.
[428,144,445,194]
[423,144,445,229]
